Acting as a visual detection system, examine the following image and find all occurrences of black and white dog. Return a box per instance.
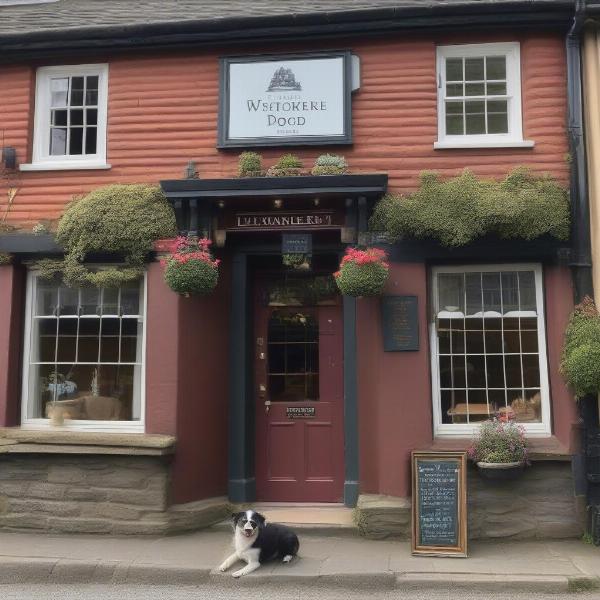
[218,510,300,578]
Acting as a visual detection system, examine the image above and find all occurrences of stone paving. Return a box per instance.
[0,528,598,591]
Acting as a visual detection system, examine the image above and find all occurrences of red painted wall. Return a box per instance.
[357,262,432,497]
[0,32,568,226]
[0,265,24,427]
[145,260,230,503]
[357,262,575,499]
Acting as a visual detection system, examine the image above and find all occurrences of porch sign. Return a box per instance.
[218,51,352,147]
[230,211,337,231]
[411,451,468,557]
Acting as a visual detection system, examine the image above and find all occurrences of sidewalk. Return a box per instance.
[0,527,598,593]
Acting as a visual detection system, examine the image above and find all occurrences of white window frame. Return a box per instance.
[20,63,110,171]
[435,42,534,149]
[20,270,146,433]
[429,263,551,437]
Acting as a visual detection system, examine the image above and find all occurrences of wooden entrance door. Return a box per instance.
[254,278,344,502]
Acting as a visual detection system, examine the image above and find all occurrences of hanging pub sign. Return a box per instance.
[411,451,468,557]
[218,51,353,147]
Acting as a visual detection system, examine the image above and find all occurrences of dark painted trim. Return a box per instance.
[0,5,574,62]
[161,174,388,198]
[227,252,256,503]
[384,236,569,264]
[343,294,359,508]
[217,50,353,148]
[0,234,61,254]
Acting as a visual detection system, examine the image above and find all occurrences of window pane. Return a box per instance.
[443,389,466,424]
[52,109,68,126]
[36,281,59,316]
[34,318,57,363]
[58,285,78,315]
[120,282,140,315]
[80,287,100,316]
[465,111,485,135]
[86,108,98,126]
[71,109,84,126]
[486,82,507,95]
[465,57,484,80]
[438,273,464,312]
[85,89,98,106]
[57,318,77,363]
[446,83,463,97]
[486,355,505,388]
[50,78,69,107]
[50,128,67,155]
[69,127,83,155]
[486,56,506,79]
[78,318,100,362]
[85,127,97,154]
[519,271,537,312]
[70,77,84,106]
[465,82,485,96]
[446,58,463,81]
[467,355,485,387]
[446,114,464,135]
[102,288,119,315]
[465,273,482,315]
[488,112,508,134]
[482,272,501,313]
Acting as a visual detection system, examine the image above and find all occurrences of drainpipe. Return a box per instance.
[566,0,598,536]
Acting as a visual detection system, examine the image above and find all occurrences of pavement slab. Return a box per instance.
[0,529,598,592]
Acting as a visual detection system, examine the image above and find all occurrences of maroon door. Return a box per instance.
[255,281,344,502]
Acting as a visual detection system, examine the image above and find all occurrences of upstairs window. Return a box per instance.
[435,43,532,149]
[25,64,109,170]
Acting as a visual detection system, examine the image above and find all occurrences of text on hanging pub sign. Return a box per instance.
[218,51,353,147]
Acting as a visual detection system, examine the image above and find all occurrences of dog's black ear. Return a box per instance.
[231,512,242,524]
[255,512,266,526]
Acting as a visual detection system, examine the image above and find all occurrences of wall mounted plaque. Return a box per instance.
[218,51,353,148]
[381,295,419,352]
[411,451,468,557]
[228,211,337,231]
[286,407,316,419]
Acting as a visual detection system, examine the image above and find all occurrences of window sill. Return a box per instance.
[434,140,535,150]
[429,434,572,461]
[0,427,175,456]
[19,161,112,171]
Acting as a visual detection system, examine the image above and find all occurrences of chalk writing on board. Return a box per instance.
[417,460,459,546]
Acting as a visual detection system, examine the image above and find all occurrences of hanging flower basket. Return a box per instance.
[334,247,389,297]
[163,237,220,297]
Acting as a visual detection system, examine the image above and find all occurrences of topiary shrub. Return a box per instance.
[36,184,176,287]
[163,236,220,297]
[370,167,570,247]
[0,252,12,265]
[334,247,389,297]
[311,154,348,176]
[238,152,263,177]
[561,297,600,398]
[267,154,304,177]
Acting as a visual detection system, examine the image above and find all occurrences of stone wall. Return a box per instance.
[0,454,229,534]
[355,461,584,540]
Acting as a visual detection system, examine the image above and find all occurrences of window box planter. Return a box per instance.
[476,461,525,481]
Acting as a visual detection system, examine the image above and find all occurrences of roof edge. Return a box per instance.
[0,2,575,62]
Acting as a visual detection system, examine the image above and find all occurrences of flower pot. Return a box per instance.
[164,256,219,296]
[334,261,389,297]
[476,461,524,481]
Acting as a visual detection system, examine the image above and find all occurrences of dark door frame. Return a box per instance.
[227,245,359,507]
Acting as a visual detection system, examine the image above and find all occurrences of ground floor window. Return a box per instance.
[21,271,146,431]
[430,264,551,436]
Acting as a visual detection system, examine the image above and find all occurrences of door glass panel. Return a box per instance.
[267,310,319,402]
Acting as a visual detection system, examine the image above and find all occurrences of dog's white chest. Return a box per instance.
[234,530,257,556]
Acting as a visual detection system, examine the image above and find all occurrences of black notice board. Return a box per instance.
[411,451,467,557]
[381,295,419,352]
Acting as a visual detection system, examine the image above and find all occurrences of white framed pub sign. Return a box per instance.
[218,51,353,148]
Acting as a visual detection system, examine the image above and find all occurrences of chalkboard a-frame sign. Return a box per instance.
[411,451,468,557]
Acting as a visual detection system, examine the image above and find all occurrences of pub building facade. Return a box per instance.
[0,0,588,538]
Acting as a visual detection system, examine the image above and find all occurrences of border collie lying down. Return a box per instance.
[218,510,300,578]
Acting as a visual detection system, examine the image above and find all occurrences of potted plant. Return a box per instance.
[311,154,348,176]
[163,236,220,297]
[238,152,264,177]
[266,154,304,177]
[282,253,311,270]
[334,247,389,297]
[468,418,529,481]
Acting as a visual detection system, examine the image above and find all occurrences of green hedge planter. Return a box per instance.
[164,258,219,297]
